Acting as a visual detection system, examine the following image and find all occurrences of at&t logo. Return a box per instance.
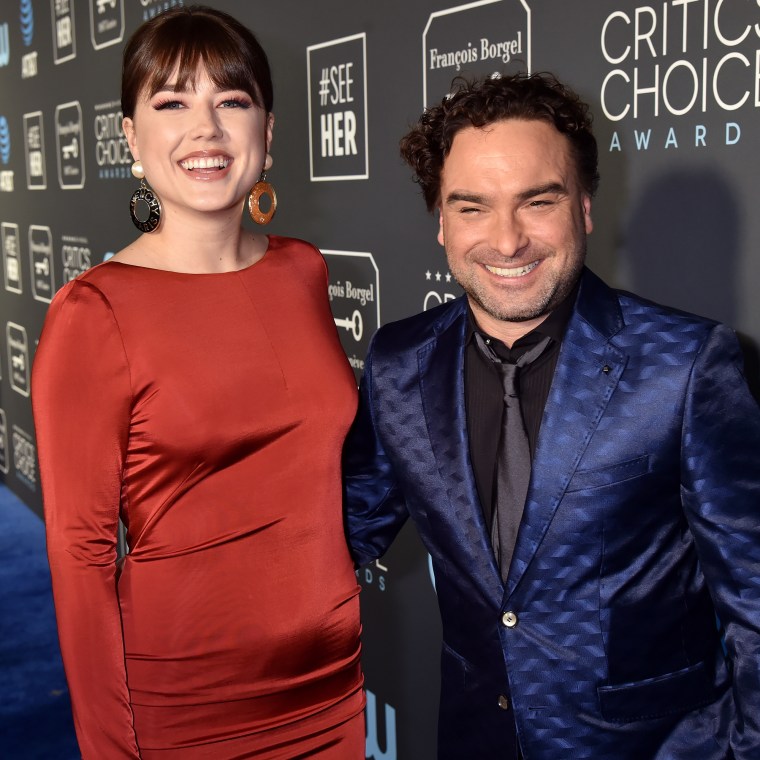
[0,115,10,163]
[20,0,34,46]
[0,115,12,190]
[20,0,37,78]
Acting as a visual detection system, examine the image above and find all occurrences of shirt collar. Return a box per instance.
[466,279,580,351]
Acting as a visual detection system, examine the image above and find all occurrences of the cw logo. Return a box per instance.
[365,689,397,760]
[0,23,9,66]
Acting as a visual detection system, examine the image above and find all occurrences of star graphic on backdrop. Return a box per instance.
[445,272,452,283]
[425,270,432,280]
[435,271,442,282]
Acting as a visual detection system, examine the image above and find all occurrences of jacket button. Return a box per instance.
[498,695,510,710]
[502,611,518,628]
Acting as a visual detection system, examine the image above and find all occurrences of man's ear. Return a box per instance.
[437,207,445,247]
[582,194,593,234]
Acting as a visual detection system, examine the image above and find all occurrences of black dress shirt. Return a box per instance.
[465,283,579,527]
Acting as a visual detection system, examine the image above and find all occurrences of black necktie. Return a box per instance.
[475,333,551,581]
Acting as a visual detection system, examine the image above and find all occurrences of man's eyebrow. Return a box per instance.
[444,191,491,205]
[515,182,567,202]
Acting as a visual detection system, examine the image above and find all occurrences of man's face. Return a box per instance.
[437,118,593,341]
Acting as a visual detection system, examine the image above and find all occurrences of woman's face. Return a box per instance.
[122,65,273,222]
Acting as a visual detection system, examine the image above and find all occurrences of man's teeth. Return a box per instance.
[180,157,230,170]
[485,261,539,278]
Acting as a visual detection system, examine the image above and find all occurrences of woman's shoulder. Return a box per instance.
[268,234,323,260]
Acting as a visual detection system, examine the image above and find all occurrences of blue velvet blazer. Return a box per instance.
[344,268,760,759]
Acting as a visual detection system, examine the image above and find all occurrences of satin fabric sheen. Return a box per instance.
[345,268,760,759]
[32,236,364,758]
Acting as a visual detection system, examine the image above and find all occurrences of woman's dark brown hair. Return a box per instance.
[121,5,273,119]
[400,72,599,211]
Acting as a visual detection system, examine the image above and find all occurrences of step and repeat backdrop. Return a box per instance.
[1,1,759,757]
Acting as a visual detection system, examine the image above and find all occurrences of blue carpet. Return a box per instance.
[0,484,79,759]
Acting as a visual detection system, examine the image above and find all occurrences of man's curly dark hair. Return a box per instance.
[400,72,600,212]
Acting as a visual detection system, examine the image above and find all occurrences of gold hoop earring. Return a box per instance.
[129,178,162,233]
[248,172,277,225]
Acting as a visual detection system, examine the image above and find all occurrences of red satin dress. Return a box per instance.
[32,236,364,759]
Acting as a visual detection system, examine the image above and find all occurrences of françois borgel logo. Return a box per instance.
[12,424,37,491]
[0,409,8,475]
[0,114,13,192]
[24,111,46,190]
[30,225,55,303]
[2,222,22,294]
[20,0,38,78]
[6,321,30,398]
[307,33,368,181]
[423,0,531,107]
[90,0,124,50]
[599,5,760,152]
[56,101,85,189]
[53,0,76,64]
[322,250,379,383]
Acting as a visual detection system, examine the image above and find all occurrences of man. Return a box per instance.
[344,72,760,759]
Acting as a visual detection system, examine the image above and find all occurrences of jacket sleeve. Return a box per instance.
[680,323,760,758]
[343,336,410,567]
[31,281,141,759]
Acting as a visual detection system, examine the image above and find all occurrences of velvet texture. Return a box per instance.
[344,267,760,759]
[32,237,364,758]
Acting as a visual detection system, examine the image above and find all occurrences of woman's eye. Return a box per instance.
[154,100,184,111]
[220,98,251,109]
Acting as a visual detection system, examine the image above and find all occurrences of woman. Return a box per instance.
[31,7,364,758]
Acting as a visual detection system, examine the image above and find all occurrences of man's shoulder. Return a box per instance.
[581,269,720,338]
[613,287,720,335]
[370,296,466,355]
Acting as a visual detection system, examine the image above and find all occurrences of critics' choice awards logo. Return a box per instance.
[2,222,22,294]
[24,111,46,190]
[365,690,397,760]
[0,114,13,192]
[140,0,184,23]
[6,322,30,397]
[94,101,131,179]
[423,0,531,107]
[56,101,85,189]
[322,250,379,383]
[0,409,8,475]
[30,225,55,303]
[307,33,369,181]
[422,266,460,312]
[90,0,124,50]
[12,424,37,491]
[600,3,760,152]
[52,0,76,64]
[61,234,91,282]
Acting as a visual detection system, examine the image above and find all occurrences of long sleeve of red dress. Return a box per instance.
[31,237,363,759]
[32,281,141,758]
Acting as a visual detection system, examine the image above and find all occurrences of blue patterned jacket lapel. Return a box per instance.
[418,298,504,597]
[505,269,628,598]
